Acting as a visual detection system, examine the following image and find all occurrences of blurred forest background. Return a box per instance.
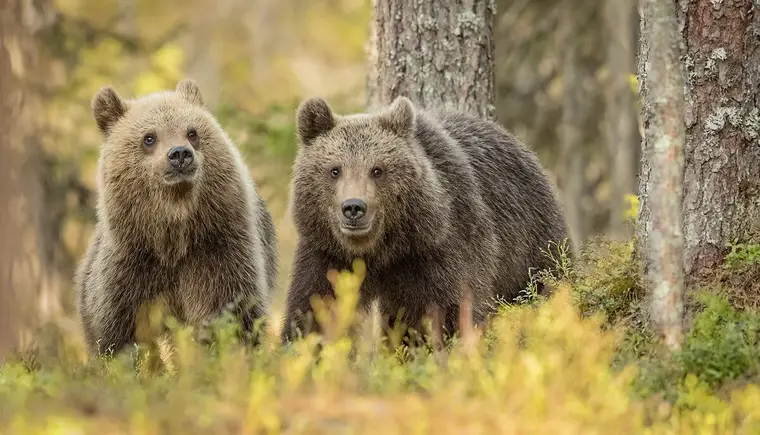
[0,0,639,352]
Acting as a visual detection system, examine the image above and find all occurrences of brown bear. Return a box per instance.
[281,96,570,343]
[76,79,278,357]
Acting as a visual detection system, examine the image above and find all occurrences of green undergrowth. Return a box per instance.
[4,242,760,433]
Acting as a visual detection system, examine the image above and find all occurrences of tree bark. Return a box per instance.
[677,0,760,280]
[605,0,638,240]
[367,0,496,119]
[637,0,686,350]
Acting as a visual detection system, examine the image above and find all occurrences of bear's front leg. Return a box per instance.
[281,245,346,343]
[376,259,464,348]
[94,297,138,357]
[178,249,269,347]
[224,289,269,346]
[89,249,167,358]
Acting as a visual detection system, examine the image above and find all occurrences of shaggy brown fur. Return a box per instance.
[281,97,570,343]
[76,79,277,356]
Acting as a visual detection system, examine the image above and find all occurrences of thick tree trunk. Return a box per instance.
[677,0,760,280]
[637,0,686,350]
[605,0,638,240]
[0,0,21,359]
[0,0,57,358]
[0,0,34,358]
[640,0,760,285]
[367,0,496,119]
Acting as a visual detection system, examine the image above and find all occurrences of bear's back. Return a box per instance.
[418,109,570,298]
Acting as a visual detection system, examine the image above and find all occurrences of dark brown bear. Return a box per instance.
[76,79,278,357]
[281,96,570,343]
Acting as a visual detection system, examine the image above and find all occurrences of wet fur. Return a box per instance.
[76,80,278,356]
[282,97,570,342]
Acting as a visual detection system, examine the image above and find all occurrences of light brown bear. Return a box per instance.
[76,80,277,356]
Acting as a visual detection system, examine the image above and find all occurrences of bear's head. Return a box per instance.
[91,80,246,241]
[292,96,449,260]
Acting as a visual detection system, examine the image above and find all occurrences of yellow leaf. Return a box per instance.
[624,194,640,222]
[628,74,639,94]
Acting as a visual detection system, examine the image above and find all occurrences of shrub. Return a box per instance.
[4,240,760,433]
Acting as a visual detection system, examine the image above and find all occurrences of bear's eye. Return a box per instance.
[143,133,156,147]
[371,167,384,178]
[330,167,341,179]
[187,129,198,141]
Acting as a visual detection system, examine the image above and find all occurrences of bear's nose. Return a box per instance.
[341,198,367,220]
[167,146,194,169]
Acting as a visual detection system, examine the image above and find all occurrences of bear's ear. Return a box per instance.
[377,96,416,137]
[91,86,128,136]
[176,79,204,107]
[296,97,336,146]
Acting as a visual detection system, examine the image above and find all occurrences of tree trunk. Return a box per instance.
[677,0,760,280]
[0,0,58,358]
[637,0,686,350]
[367,0,496,119]
[0,0,21,359]
[559,3,587,256]
[0,0,34,358]
[605,0,638,240]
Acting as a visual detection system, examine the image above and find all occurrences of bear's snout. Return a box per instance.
[167,146,195,170]
[338,197,375,238]
[341,198,367,221]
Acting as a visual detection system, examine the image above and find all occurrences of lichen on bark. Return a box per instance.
[677,0,760,279]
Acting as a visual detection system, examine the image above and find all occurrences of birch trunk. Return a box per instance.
[637,0,686,350]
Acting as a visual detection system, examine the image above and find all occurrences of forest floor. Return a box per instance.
[3,237,760,434]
